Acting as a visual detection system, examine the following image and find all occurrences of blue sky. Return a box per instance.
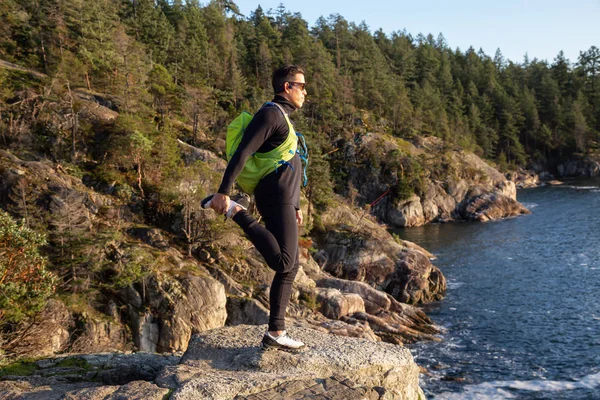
[232,0,600,65]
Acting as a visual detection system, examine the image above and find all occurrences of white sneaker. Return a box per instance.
[225,199,248,219]
[201,194,249,218]
[261,331,306,351]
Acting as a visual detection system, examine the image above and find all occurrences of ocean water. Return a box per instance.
[398,178,600,400]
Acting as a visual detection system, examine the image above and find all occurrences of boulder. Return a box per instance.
[317,278,392,311]
[156,324,425,399]
[127,273,227,352]
[4,300,73,359]
[460,192,531,222]
[316,209,446,305]
[316,277,439,343]
[226,297,269,326]
[315,318,379,341]
[506,169,540,188]
[61,385,120,400]
[177,139,227,172]
[383,249,446,304]
[315,288,365,319]
[383,194,425,228]
[77,380,169,400]
[70,319,129,353]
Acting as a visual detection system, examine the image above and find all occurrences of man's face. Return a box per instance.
[283,73,307,109]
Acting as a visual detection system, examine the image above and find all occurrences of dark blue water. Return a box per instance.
[399,178,600,400]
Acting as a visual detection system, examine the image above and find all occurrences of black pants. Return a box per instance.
[233,203,299,331]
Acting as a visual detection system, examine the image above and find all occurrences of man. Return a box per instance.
[203,65,307,351]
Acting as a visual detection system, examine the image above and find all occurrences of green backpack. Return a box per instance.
[226,102,308,194]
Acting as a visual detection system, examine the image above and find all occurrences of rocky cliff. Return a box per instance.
[337,134,530,227]
[0,147,442,355]
[556,157,600,177]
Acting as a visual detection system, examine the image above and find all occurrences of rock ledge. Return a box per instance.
[156,324,425,399]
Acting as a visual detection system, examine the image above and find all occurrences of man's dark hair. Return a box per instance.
[272,65,305,94]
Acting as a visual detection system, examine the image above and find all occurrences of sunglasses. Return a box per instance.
[287,81,306,91]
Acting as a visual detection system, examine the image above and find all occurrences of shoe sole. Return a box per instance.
[260,342,306,353]
[201,194,214,209]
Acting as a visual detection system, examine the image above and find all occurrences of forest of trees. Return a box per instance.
[1,0,599,171]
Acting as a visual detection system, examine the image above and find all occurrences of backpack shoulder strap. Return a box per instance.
[262,101,287,116]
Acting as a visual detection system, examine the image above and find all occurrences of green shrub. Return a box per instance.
[0,211,57,325]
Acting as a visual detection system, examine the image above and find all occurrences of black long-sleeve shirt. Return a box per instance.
[217,96,301,209]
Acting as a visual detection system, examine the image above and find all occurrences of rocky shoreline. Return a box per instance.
[506,156,600,189]
[0,325,426,399]
[0,138,543,399]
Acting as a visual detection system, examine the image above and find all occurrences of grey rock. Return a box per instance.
[157,324,424,399]
[205,265,248,297]
[459,191,530,222]
[6,300,73,359]
[10,383,105,400]
[129,311,160,353]
[177,139,227,172]
[70,319,129,353]
[316,277,439,343]
[556,158,600,177]
[118,285,143,309]
[317,278,392,312]
[382,194,424,228]
[61,380,169,400]
[127,227,171,250]
[61,385,119,399]
[0,353,181,399]
[357,134,529,227]
[134,273,227,353]
[226,297,270,326]
[315,288,365,320]
[316,318,379,342]
[237,376,381,399]
[315,208,445,305]
[109,380,170,400]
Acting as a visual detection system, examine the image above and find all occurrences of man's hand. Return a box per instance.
[211,193,230,215]
[296,209,303,226]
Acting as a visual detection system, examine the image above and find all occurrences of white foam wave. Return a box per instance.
[434,385,517,400]
[446,281,464,290]
[563,185,599,190]
[521,202,538,209]
[433,372,600,399]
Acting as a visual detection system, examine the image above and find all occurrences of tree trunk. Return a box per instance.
[137,162,144,198]
[193,112,199,145]
[67,81,78,160]
[40,36,48,73]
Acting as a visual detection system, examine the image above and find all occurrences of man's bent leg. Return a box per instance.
[232,207,297,273]
[233,204,299,331]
